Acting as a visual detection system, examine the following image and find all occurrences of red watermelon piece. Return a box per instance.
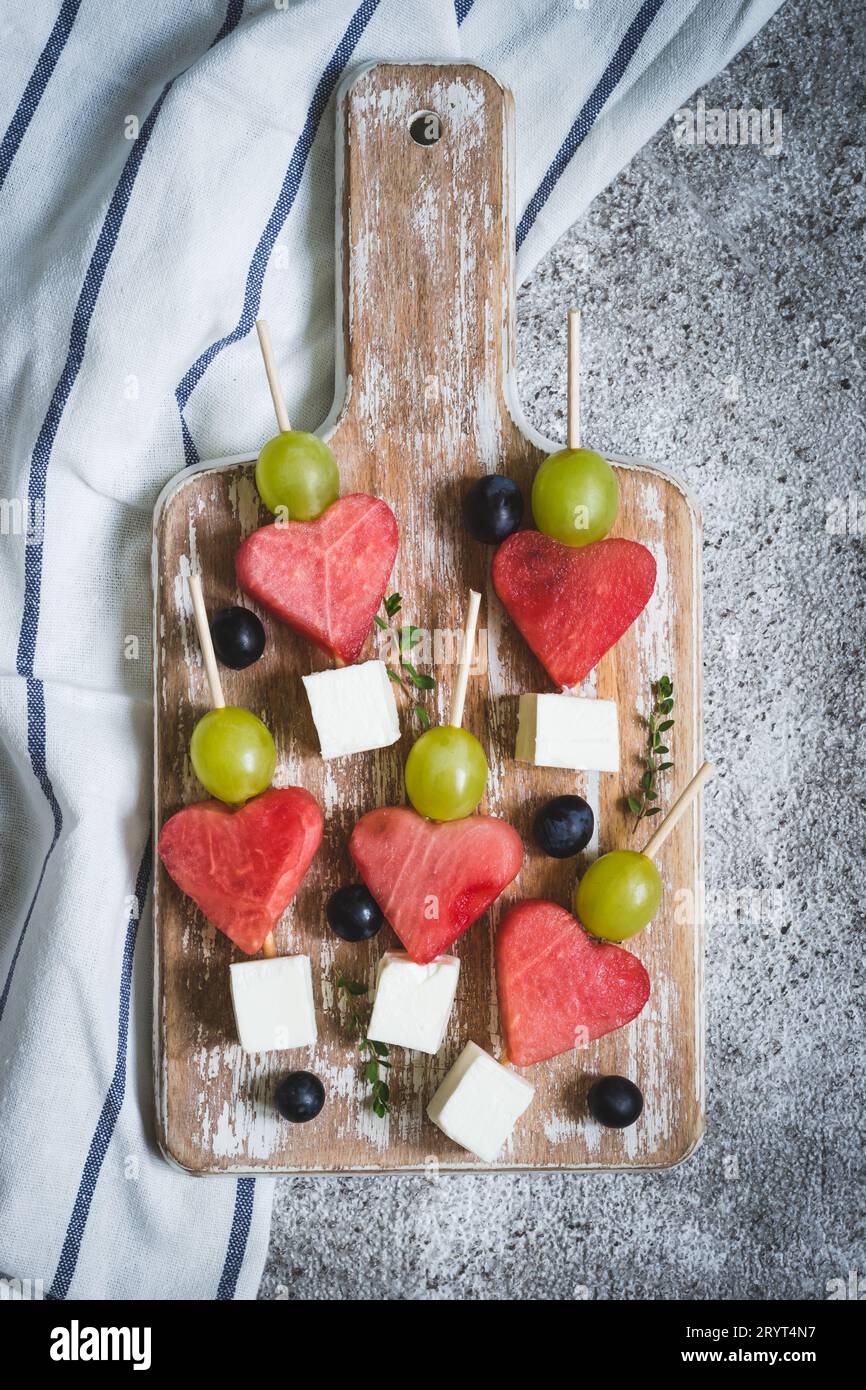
[492,531,656,689]
[349,807,523,964]
[236,493,398,664]
[496,900,650,1067]
[158,787,323,955]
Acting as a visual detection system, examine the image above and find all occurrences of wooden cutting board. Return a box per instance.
[152,63,704,1174]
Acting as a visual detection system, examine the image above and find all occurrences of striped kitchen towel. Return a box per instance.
[0,0,783,1300]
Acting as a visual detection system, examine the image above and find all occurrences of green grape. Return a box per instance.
[405,726,488,822]
[575,850,662,941]
[190,707,276,804]
[531,447,619,547]
[255,431,339,520]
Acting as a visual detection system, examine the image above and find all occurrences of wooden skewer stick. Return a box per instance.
[188,568,278,959]
[567,308,581,451]
[188,572,225,709]
[642,761,715,861]
[255,317,291,434]
[449,589,481,729]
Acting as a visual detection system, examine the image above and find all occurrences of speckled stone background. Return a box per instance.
[261,0,865,1300]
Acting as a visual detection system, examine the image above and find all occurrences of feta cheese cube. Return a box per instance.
[302,660,400,760]
[368,952,460,1055]
[515,693,619,772]
[229,955,317,1053]
[427,1041,534,1163]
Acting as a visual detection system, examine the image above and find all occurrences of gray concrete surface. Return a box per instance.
[261,0,865,1300]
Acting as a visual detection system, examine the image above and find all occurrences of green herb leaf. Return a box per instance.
[414,704,431,730]
[385,593,402,617]
[337,976,368,997]
[374,614,388,630]
[386,668,402,684]
[337,982,392,1115]
[630,676,675,832]
[401,659,436,690]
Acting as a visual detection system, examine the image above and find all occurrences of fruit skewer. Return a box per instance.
[187,570,278,959]
[404,589,488,821]
[492,308,655,693]
[252,317,340,525]
[237,318,399,673]
[530,307,619,549]
[349,589,524,963]
[577,760,715,942]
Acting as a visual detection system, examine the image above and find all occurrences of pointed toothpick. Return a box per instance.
[643,761,715,861]
[188,572,225,709]
[567,308,581,450]
[449,589,481,729]
[255,318,291,434]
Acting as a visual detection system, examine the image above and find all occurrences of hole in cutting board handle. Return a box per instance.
[409,110,442,145]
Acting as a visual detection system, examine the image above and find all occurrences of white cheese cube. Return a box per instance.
[368,952,460,1055]
[515,693,619,772]
[427,1041,534,1163]
[302,660,400,759]
[229,955,317,1053]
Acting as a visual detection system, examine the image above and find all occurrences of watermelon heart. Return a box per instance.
[492,531,656,689]
[158,787,323,955]
[496,899,650,1066]
[236,493,398,664]
[349,807,523,964]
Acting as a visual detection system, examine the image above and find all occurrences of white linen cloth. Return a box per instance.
[0,0,783,1301]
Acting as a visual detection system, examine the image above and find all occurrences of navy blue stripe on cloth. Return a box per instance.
[175,0,383,463]
[0,0,83,193]
[5,84,171,1023]
[15,83,172,683]
[455,0,475,25]
[5,0,245,1024]
[214,0,245,44]
[216,1179,257,1300]
[0,679,62,1023]
[516,0,666,250]
[47,836,152,1301]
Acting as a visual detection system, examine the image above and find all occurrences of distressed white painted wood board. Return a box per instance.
[153,64,704,1173]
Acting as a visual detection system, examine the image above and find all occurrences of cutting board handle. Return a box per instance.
[335,63,517,453]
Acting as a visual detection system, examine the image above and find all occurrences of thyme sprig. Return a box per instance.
[336,975,391,1117]
[628,674,675,830]
[374,592,436,729]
